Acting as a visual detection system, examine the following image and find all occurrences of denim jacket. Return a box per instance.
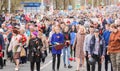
[88,35,106,56]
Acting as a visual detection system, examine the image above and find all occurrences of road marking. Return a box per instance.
[40,60,53,70]
[40,54,63,70]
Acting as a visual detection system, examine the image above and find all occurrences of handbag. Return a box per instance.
[20,47,26,57]
[54,44,65,50]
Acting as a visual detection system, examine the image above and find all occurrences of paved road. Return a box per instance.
[1,53,112,71]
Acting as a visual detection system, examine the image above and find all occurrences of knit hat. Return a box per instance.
[32,31,38,37]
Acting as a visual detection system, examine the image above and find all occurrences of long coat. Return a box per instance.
[28,37,43,62]
[73,32,85,58]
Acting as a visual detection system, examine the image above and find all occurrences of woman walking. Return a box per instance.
[73,25,86,71]
[63,26,72,68]
[70,25,76,59]
[28,31,43,71]
[8,26,22,71]
[51,26,64,71]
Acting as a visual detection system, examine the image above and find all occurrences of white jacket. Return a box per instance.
[8,34,22,53]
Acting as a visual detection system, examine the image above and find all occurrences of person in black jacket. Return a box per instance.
[28,32,43,71]
[0,29,5,69]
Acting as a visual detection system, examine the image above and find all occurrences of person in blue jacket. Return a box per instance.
[71,19,78,26]
[102,24,113,71]
[51,26,64,71]
[70,25,76,58]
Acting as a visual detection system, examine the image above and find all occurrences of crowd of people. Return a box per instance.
[0,5,120,71]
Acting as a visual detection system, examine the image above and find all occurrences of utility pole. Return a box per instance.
[85,0,87,8]
[8,0,11,13]
[92,0,94,8]
[40,0,45,13]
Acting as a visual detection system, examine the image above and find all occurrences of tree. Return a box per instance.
[0,0,8,12]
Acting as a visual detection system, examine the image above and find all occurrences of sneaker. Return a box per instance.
[68,65,72,68]
[15,68,19,71]
[64,64,67,68]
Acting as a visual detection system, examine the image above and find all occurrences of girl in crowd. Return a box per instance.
[73,25,86,71]
[63,25,72,68]
[51,26,64,71]
[70,25,76,59]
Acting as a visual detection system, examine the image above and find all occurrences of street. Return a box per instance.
[1,53,112,71]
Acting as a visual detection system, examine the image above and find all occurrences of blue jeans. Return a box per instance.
[63,46,70,65]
